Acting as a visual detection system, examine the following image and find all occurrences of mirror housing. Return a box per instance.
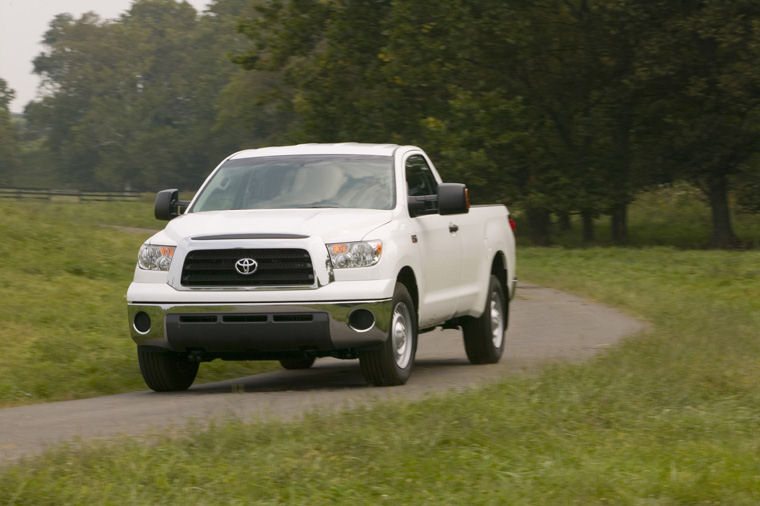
[437,183,470,215]
[154,189,189,220]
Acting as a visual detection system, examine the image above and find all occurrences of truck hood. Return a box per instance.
[151,208,393,245]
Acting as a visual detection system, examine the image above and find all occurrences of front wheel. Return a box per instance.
[360,283,417,386]
[138,346,199,392]
[462,275,508,364]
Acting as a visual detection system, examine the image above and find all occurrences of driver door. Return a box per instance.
[405,154,462,325]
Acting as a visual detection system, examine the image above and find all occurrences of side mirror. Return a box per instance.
[154,189,189,220]
[437,183,469,215]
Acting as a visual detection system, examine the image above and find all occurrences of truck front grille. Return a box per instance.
[181,249,315,287]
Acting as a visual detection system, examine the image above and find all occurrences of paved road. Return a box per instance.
[0,283,646,464]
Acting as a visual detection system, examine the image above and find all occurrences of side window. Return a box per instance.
[405,155,438,196]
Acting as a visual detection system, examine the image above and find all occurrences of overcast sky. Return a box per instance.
[0,0,211,113]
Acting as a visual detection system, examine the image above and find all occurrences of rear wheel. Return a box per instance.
[137,346,199,392]
[360,283,417,386]
[279,357,316,370]
[463,275,508,364]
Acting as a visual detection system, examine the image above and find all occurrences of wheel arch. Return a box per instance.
[396,266,419,313]
[491,251,508,302]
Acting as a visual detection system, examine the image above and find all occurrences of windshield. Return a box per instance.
[190,154,395,212]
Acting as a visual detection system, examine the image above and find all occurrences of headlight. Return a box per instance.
[138,244,175,271]
[327,240,382,268]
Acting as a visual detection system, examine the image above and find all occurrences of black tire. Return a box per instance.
[360,283,418,386]
[463,275,508,364]
[279,357,316,370]
[137,346,199,392]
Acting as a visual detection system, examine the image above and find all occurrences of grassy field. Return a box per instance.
[1,192,760,502]
[0,198,277,407]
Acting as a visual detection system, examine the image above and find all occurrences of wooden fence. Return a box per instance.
[0,187,142,202]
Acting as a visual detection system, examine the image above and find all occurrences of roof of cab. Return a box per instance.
[229,143,404,159]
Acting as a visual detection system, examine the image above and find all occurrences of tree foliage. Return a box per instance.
[0,78,20,185]
[629,0,760,247]
[231,0,760,247]
[26,0,266,191]
[12,0,760,247]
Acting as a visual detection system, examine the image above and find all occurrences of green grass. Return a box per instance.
[2,192,760,503]
[0,199,277,407]
[2,247,760,504]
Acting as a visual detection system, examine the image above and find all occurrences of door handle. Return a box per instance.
[449,223,459,233]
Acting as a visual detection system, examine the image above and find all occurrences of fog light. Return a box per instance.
[134,311,151,334]
[349,309,375,332]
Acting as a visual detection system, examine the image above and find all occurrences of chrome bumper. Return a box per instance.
[127,299,392,353]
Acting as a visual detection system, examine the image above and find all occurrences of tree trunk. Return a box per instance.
[707,173,740,248]
[526,207,552,246]
[610,100,632,246]
[610,203,628,244]
[557,211,572,232]
[581,209,594,242]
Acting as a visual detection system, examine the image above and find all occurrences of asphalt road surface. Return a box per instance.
[0,283,646,464]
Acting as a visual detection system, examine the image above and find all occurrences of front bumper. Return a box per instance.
[127,299,392,356]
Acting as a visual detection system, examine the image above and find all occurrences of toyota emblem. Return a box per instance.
[234,257,258,275]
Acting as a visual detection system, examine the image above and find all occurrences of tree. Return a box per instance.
[211,0,296,149]
[383,0,637,242]
[233,0,532,202]
[632,0,760,247]
[234,0,396,142]
[27,0,253,191]
[0,78,20,184]
[20,0,749,249]
[30,12,118,187]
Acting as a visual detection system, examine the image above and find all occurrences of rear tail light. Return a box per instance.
[508,216,516,233]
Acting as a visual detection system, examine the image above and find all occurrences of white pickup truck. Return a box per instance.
[127,143,516,390]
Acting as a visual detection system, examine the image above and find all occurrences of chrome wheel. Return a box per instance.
[490,289,505,348]
[359,283,417,386]
[391,302,413,369]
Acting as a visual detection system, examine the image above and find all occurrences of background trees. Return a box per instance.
[0,78,20,185]
[4,0,760,247]
[24,0,259,191]
[628,0,760,247]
